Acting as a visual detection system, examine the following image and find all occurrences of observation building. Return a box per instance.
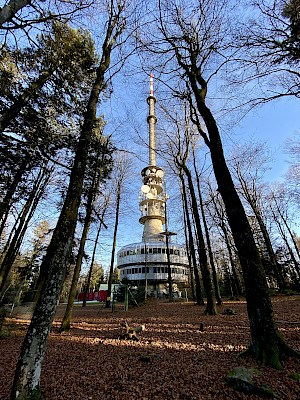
[116,74,189,296]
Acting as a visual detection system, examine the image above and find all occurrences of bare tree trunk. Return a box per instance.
[105,179,122,308]
[180,173,204,304]
[181,183,196,301]
[272,212,300,281]
[236,169,286,290]
[82,199,109,308]
[272,197,300,263]
[182,165,216,314]
[207,186,243,296]
[10,6,125,398]
[192,148,222,305]
[60,162,104,331]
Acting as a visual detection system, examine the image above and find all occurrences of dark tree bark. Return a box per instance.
[272,209,300,281]
[208,189,243,296]
[235,167,286,289]
[82,198,109,308]
[192,147,222,305]
[179,172,204,305]
[182,204,196,301]
[60,161,104,331]
[106,177,122,308]
[182,164,216,314]
[10,4,125,398]
[0,0,30,26]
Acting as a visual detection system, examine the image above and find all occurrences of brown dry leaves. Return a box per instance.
[0,296,299,400]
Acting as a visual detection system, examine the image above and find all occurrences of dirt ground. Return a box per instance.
[1,296,300,400]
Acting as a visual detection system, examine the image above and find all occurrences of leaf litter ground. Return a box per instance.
[1,296,299,400]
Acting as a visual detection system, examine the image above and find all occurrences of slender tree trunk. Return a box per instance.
[10,8,124,397]
[106,180,122,308]
[180,173,204,304]
[181,184,196,301]
[60,152,106,330]
[222,224,242,296]
[192,151,222,305]
[208,187,243,296]
[243,192,286,289]
[273,215,300,281]
[183,165,216,314]
[273,198,300,262]
[82,200,109,308]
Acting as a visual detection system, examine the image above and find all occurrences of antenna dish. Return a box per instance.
[145,170,150,176]
[146,192,154,199]
[156,170,164,178]
[141,185,150,194]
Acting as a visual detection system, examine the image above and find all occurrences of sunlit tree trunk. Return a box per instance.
[60,162,104,331]
[10,5,125,398]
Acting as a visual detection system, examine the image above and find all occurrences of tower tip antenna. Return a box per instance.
[150,72,154,96]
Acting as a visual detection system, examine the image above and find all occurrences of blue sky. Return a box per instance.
[229,96,299,182]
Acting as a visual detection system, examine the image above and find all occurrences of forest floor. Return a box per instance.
[0,295,300,400]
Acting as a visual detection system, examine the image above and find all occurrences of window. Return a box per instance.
[153,248,158,254]
[162,248,166,254]
[153,267,157,273]
[141,248,145,254]
[158,248,161,254]
[148,248,153,254]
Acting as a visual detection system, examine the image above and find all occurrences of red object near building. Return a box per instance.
[97,290,108,302]
[77,290,107,302]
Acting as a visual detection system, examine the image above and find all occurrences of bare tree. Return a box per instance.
[105,154,130,308]
[229,141,287,289]
[0,0,93,33]
[232,0,300,104]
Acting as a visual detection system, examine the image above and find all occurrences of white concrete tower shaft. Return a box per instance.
[147,73,157,166]
[139,74,165,242]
